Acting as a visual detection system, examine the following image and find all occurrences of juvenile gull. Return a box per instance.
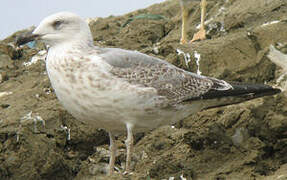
[16,12,281,175]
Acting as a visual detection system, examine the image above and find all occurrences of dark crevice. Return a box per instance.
[247,31,262,53]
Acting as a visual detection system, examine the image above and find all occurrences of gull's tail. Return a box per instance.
[197,81,281,110]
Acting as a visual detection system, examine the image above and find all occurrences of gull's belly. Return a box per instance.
[46,64,182,132]
[48,69,202,133]
[53,81,170,132]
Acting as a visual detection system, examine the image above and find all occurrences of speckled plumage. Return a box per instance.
[103,48,228,104]
[18,12,280,175]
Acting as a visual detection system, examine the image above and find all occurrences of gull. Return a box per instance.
[179,0,207,44]
[16,12,281,175]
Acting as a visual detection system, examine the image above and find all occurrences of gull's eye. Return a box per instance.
[52,20,64,30]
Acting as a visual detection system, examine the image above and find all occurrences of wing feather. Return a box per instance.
[97,48,232,104]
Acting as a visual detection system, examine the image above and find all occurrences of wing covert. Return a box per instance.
[97,47,224,104]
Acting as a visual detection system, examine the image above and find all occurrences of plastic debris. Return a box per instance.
[122,14,167,27]
[0,91,13,98]
[194,51,202,75]
[60,125,71,141]
[177,49,191,69]
[23,50,47,67]
[261,20,280,27]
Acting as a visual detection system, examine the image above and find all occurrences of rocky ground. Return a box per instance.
[1,0,287,179]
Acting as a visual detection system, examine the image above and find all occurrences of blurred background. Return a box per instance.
[0,0,165,39]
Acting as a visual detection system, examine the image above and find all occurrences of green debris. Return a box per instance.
[122,14,167,27]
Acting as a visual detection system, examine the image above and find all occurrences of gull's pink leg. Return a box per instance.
[108,132,117,175]
[124,123,134,174]
[190,0,207,43]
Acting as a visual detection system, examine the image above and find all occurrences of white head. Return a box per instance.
[32,12,93,47]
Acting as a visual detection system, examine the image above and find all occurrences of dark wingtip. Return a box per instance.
[250,86,281,98]
[230,82,281,97]
[190,81,281,102]
[197,83,281,110]
[272,87,282,94]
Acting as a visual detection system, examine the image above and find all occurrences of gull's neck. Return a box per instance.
[49,38,94,55]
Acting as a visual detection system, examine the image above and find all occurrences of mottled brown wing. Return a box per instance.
[98,47,216,103]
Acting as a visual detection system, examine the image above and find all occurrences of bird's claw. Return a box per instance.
[190,29,206,43]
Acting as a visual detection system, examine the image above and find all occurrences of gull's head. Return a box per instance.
[19,12,93,47]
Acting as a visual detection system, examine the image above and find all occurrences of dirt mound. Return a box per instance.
[1,0,287,179]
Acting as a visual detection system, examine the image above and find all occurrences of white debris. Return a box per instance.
[171,125,175,129]
[194,51,202,75]
[16,131,20,142]
[43,88,52,95]
[180,174,187,180]
[23,50,47,67]
[261,20,280,27]
[85,17,99,25]
[219,22,226,33]
[206,21,226,35]
[177,49,191,68]
[7,42,16,49]
[276,73,287,87]
[153,46,159,54]
[141,151,148,159]
[277,175,287,179]
[20,111,45,133]
[16,111,45,142]
[60,125,71,141]
[169,177,175,180]
[196,17,214,29]
[231,127,249,146]
[267,45,287,90]
[268,45,287,72]
[20,111,32,121]
[114,166,121,172]
[35,115,45,127]
[0,91,13,98]
[218,7,226,15]
[196,6,226,29]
